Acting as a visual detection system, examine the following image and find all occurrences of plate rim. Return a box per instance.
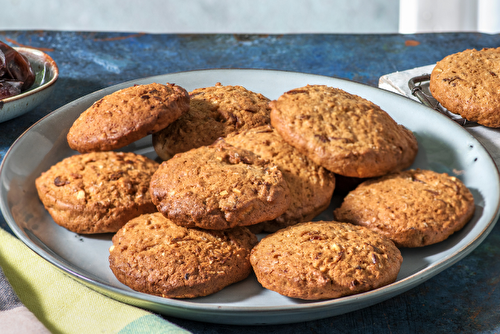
[1,68,499,324]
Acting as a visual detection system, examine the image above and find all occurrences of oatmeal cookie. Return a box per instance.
[152,83,271,160]
[150,140,290,230]
[270,85,418,178]
[334,169,475,248]
[109,212,258,298]
[67,83,190,152]
[430,47,500,127]
[35,151,159,233]
[250,220,402,300]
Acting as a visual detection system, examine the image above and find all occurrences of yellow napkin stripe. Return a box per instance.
[0,228,188,334]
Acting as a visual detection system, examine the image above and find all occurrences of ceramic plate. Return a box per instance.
[0,47,59,123]
[1,69,499,325]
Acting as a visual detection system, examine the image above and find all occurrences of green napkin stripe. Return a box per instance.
[118,314,190,334]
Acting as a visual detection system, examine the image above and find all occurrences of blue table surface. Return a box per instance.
[1,31,500,333]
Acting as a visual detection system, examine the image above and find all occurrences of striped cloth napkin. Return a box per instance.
[0,227,190,334]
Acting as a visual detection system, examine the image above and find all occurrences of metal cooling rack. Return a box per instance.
[408,74,477,127]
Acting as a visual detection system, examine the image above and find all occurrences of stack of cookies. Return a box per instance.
[35,80,475,301]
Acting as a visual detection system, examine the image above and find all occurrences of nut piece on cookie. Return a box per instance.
[152,83,271,160]
[150,139,291,230]
[225,125,335,232]
[67,83,190,153]
[35,151,159,234]
[109,212,258,298]
[250,220,402,300]
[430,47,500,127]
[334,169,475,248]
[270,85,418,178]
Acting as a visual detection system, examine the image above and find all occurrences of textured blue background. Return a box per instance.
[1,31,500,333]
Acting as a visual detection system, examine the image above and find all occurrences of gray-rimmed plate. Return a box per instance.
[0,47,59,123]
[1,69,499,325]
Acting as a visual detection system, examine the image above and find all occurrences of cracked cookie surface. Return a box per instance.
[334,169,475,248]
[67,83,190,152]
[109,212,258,298]
[150,140,290,230]
[250,220,402,300]
[153,83,271,160]
[225,125,335,232]
[35,151,159,233]
[270,85,418,178]
[430,47,500,127]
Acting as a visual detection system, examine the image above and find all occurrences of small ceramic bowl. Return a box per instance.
[0,47,59,123]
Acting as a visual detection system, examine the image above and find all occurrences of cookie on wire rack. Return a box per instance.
[430,47,500,127]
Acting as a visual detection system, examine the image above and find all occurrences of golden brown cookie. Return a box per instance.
[334,169,475,248]
[67,83,190,153]
[430,47,500,127]
[270,85,418,178]
[150,140,291,230]
[224,125,335,233]
[250,220,402,300]
[152,83,271,160]
[35,151,159,234]
[109,212,258,298]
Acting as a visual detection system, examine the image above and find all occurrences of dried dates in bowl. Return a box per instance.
[0,41,35,99]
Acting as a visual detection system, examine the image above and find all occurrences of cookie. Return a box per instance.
[334,169,475,248]
[150,140,290,230]
[152,83,271,160]
[250,220,402,300]
[270,85,418,178]
[224,125,335,233]
[109,212,258,298]
[430,47,500,127]
[35,151,159,234]
[67,83,190,153]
